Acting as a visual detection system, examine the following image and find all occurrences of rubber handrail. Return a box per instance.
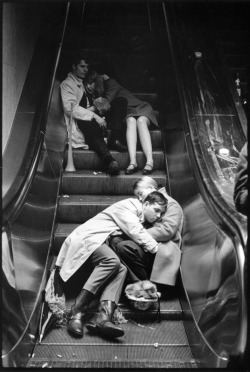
[2,132,44,228]
[2,2,70,230]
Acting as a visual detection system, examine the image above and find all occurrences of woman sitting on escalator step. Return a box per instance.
[86,70,158,175]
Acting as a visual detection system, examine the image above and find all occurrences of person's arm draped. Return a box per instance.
[103,78,121,103]
[107,200,158,253]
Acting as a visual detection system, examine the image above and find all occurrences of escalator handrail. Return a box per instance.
[162,0,247,358]
[2,2,70,230]
[2,132,44,229]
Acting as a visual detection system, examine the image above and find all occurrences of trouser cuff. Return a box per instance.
[104,154,114,166]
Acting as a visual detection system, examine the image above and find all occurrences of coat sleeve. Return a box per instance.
[103,78,120,103]
[146,201,183,242]
[108,200,158,253]
[60,80,94,121]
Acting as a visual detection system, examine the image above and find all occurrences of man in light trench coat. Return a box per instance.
[55,191,168,339]
[110,176,183,289]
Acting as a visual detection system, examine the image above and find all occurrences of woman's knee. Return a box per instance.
[126,117,136,127]
[137,116,150,127]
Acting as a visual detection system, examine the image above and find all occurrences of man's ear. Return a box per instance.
[72,64,76,71]
[143,201,149,208]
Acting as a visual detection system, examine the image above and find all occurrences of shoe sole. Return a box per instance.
[125,168,138,175]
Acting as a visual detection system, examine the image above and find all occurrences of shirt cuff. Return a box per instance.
[150,244,158,254]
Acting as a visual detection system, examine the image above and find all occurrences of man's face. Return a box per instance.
[72,60,89,79]
[134,185,156,202]
[143,201,167,224]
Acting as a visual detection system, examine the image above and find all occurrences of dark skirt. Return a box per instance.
[126,101,158,127]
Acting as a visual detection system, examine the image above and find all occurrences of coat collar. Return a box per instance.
[67,72,84,87]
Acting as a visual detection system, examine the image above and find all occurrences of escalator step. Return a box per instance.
[68,150,165,171]
[58,194,132,223]
[28,359,198,368]
[28,320,198,368]
[61,170,166,195]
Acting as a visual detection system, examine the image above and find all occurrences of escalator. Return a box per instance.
[2,1,247,369]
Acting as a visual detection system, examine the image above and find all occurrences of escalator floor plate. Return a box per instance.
[29,320,198,368]
[28,359,198,368]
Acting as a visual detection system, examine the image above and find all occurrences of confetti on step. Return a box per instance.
[42,362,48,368]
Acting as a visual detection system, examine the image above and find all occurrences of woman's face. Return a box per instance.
[86,82,95,94]
[134,185,156,202]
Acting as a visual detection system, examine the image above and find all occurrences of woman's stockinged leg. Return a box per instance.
[137,116,154,172]
[137,117,153,165]
[125,117,138,173]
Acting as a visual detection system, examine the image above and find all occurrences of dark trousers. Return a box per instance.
[77,119,113,165]
[106,97,127,142]
[109,236,155,283]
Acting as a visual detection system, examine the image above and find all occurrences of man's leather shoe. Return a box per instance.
[107,161,120,176]
[109,140,127,152]
[67,289,94,337]
[86,301,124,338]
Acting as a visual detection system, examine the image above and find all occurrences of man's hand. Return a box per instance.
[93,114,107,127]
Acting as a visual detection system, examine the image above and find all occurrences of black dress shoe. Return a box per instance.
[125,163,138,175]
[108,161,120,176]
[142,163,153,175]
[86,301,124,339]
[109,140,127,152]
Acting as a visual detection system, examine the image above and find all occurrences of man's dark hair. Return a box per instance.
[143,191,168,208]
[71,53,91,67]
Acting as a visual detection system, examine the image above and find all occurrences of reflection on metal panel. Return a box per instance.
[181,194,245,361]
[2,78,67,366]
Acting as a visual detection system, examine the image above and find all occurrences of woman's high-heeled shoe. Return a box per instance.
[125,163,138,175]
[142,163,153,175]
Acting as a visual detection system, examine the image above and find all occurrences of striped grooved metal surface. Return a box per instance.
[28,320,198,368]
[28,360,198,368]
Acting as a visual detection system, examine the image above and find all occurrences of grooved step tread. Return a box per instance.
[28,320,197,368]
[60,194,132,205]
[61,170,167,195]
[28,359,198,369]
[58,195,134,223]
[62,170,167,178]
[69,149,165,171]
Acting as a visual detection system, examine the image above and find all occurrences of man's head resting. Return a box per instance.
[142,191,168,224]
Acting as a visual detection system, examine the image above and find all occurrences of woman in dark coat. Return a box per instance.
[86,71,158,175]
